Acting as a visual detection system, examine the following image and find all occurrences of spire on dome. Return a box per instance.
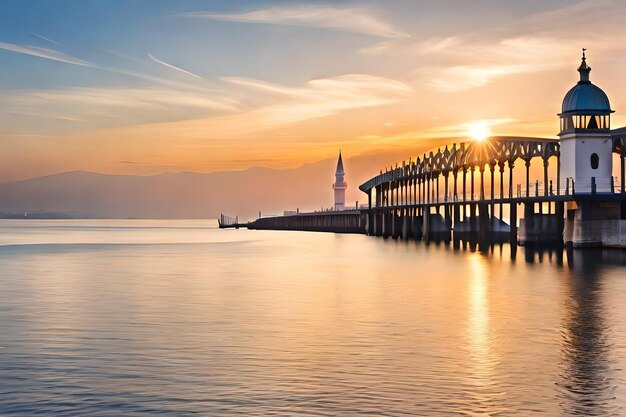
[335,150,344,176]
[578,48,591,83]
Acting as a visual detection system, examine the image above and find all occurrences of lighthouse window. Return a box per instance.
[590,153,599,169]
[587,116,599,129]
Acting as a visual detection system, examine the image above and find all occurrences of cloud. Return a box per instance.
[30,32,60,46]
[425,64,544,91]
[0,40,209,92]
[408,1,626,92]
[148,53,203,80]
[528,0,621,29]
[1,86,243,131]
[0,41,91,67]
[358,41,394,56]
[2,71,411,137]
[222,74,413,126]
[416,36,572,91]
[181,5,409,38]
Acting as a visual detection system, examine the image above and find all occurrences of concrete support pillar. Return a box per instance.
[414,209,422,241]
[524,202,535,232]
[469,203,477,232]
[383,210,389,238]
[445,204,452,229]
[510,203,517,245]
[555,201,565,239]
[402,209,410,240]
[423,205,430,243]
[479,202,489,241]
[373,209,378,236]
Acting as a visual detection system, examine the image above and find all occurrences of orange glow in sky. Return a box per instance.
[2,1,626,182]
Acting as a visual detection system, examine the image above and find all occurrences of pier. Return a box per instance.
[358,135,625,247]
[249,210,364,233]
[221,54,626,248]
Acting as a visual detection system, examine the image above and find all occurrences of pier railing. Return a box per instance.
[218,214,240,228]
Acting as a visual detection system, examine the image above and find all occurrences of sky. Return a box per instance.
[2,0,626,182]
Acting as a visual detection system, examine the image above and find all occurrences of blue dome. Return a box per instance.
[561,82,611,114]
[560,52,612,115]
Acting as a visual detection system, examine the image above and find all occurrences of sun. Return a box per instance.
[467,121,491,142]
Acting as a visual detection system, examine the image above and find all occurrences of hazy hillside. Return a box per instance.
[0,149,434,220]
[0,138,459,220]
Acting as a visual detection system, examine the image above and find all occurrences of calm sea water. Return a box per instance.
[2,220,626,416]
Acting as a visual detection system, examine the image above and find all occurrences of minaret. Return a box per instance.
[559,50,613,193]
[333,151,347,210]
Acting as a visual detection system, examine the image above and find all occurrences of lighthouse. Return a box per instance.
[333,151,347,210]
[559,50,614,193]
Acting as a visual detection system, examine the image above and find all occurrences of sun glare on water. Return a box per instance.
[467,121,491,142]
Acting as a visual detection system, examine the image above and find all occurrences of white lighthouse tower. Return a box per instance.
[559,50,614,193]
[333,151,347,210]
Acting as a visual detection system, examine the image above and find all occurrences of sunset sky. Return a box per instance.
[2,0,626,182]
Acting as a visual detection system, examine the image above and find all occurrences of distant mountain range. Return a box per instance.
[0,149,434,220]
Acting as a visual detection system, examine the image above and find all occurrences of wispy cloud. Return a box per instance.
[0,39,211,92]
[181,5,409,38]
[0,41,91,67]
[222,74,413,127]
[358,41,394,56]
[30,32,60,46]
[417,36,571,91]
[1,86,243,132]
[148,53,203,80]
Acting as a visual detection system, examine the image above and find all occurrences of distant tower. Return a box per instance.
[333,151,347,210]
[559,50,614,193]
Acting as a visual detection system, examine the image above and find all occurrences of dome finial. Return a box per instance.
[577,48,591,83]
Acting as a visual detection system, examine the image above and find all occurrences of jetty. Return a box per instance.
[220,53,626,248]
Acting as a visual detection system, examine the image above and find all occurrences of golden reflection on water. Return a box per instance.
[467,254,491,374]
[464,253,505,416]
[1,221,626,416]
